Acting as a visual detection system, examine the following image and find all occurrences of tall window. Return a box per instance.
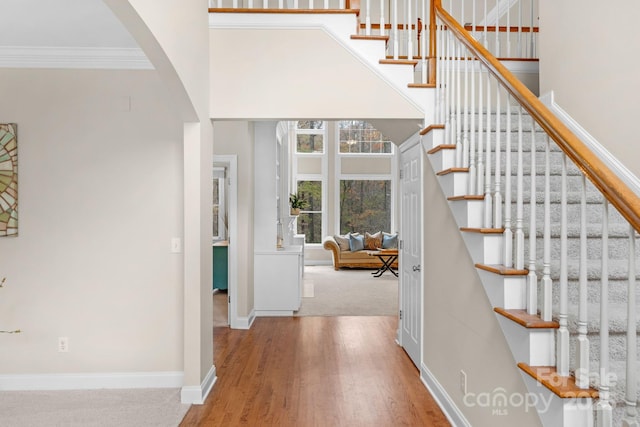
[296,121,324,154]
[338,120,393,154]
[339,179,391,234]
[296,180,322,244]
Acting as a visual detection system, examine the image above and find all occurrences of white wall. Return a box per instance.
[539,0,640,178]
[0,68,184,375]
[212,121,255,316]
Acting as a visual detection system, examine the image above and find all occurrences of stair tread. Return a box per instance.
[419,124,444,135]
[408,83,436,88]
[460,227,504,234]
[476,264,528,275]
[494,308,559,328]
[379,59,418,66]
[436,167,469,176]
[448,195,484,201]
[518,363,599,398]
[351,34,389,43]
[427,144,456,155]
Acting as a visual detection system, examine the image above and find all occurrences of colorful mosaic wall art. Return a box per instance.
[0,124,17,236]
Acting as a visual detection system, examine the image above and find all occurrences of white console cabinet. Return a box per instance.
[253,122,304,316]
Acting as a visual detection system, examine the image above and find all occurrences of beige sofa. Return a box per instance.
[322,235,398,271]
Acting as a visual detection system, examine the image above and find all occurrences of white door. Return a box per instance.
[400,142,422,368]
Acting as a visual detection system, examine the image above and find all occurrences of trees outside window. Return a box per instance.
[339,180,391,234]
[296,121,324,154]
[338,120,392,154]
[296,180,322,243]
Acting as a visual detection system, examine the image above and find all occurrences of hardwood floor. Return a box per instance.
[180,316,450,426]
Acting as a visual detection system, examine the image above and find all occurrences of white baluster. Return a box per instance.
[515,104,524,269]
[541,135,552,321]
[393,0,398,59]
[622,224,639,426]
[526,111,537,315]
[263,0,268,9]
[294,0,299,9]
[462,50,469,168]
[484,73,493,228]
[436,20,443,124]
[444,32,451,145]
[518,0,523,57]
[493,80,502,228]
[380,0,386,36]
[596,200,613,427]
[494,0,500,57]
[280,0,284,9]
[406,0,413,59]
[339,0,345,9]
[576,175,590,388]
[420,0,427,84]
[324,0,328,9]
[556,153,569,376]
[505,0,511,57]
[309,0,314,9]
[483,0,488,49]
[503,97,512,267]
[530,0,535,58]
[477,65,485,195]
[236,0,241,9]
[365,0,371,35]
[455,42,462,167]
[469,58,477,195]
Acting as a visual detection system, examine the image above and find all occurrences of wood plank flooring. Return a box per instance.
[180,316,450,426]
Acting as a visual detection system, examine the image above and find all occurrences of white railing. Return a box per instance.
[436,4,638,425]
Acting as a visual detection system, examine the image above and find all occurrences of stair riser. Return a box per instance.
[449,199,484,229]
[496,315,556,365]
[430,148,456,172]
[438,171,469,197]
[461,232,503,265]
[477,269,526,309]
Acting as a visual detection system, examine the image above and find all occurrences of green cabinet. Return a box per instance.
[212,241,228,290]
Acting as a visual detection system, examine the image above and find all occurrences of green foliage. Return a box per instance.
[339,180,391,234]
[289,192,309,209]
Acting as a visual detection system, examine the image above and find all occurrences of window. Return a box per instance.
[338,120,393,154]
[296,180,322,244]
[339,179,391,234]
[296,121,325,154]
[212,168,226,241]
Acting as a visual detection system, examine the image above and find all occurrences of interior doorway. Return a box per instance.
[212,155,238,328]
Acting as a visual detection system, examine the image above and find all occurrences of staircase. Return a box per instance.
[210,2,640,425]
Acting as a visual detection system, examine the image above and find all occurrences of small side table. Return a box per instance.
[369,249,398,277]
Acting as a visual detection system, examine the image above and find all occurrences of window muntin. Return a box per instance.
[296,121,325,154]
[338,120,393,154]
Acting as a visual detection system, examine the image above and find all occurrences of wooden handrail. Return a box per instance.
[433,0,640,233]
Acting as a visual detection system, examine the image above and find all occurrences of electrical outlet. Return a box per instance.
[58,337,69,352]
[170,237,182,253]
[460,370,467,395]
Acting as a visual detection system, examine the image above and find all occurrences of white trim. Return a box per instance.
[180,365,217,405]
[0,46,153,70]
[540,91,640,197]
[255,310,294,317]
[0,371,184,391]
[213,155,240,329]
[421,363,472,427]
[235,309,256,330]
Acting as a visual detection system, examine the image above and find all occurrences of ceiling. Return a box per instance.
[0,0,150,69]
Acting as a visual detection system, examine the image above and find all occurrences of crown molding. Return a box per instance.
[0,46,153,70]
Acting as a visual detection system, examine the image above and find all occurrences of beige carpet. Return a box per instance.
[295,265,398,316]
[0,388,190,427]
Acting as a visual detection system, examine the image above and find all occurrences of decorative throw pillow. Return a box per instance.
[333,234,351,251]
[348,233,365,252]
[382,232,398,249]
[364,231,382,250]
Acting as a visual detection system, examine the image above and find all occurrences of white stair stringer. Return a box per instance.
[209,11,433,116]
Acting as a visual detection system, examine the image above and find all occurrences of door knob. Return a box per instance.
[412,265,421,272]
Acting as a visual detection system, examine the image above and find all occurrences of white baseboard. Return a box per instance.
[234,309,255,330]
[180,365,217,405]
[421,363,471,427]
[0,371,184,391]
[255,310,294,317]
